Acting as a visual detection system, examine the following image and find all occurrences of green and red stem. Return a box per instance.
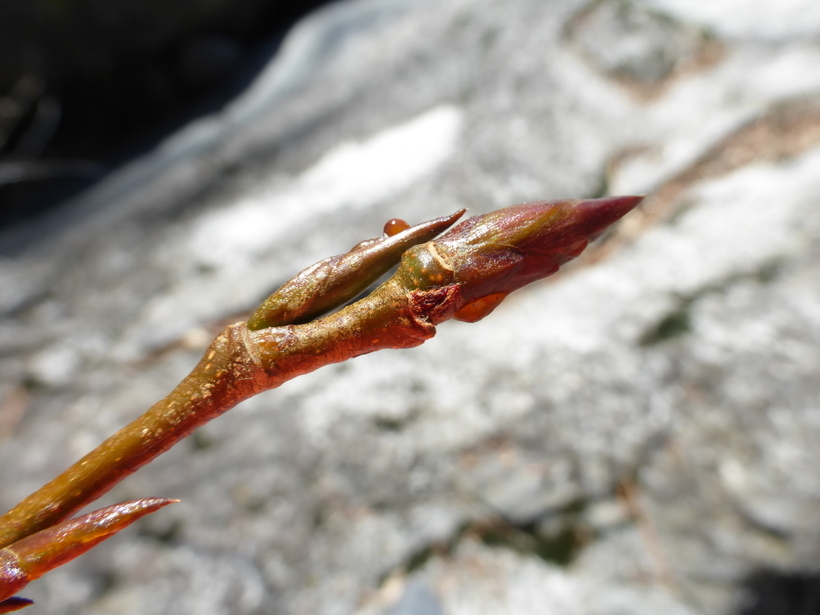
[0,196,641,554]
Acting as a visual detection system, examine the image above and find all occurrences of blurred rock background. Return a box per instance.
[2,0,820,613]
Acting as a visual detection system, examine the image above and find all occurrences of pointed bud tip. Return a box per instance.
[578,194,643,219]
[5,497,180,588]
[560,195,643,240]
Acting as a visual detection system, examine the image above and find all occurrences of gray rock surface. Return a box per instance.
[2,0,820,613]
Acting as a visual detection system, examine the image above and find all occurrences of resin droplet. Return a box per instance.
[383,218,410,237]
[453,292,508,323]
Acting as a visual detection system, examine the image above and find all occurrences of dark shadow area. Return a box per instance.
[0,0,339,231]
[474,517,585,566]
[738,570,820,615]
[398,504,590,581]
